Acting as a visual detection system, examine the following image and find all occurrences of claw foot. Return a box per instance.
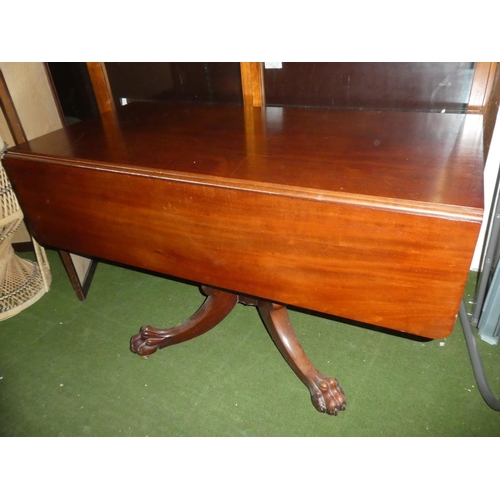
[130,287,238,358]
[310,377,346,416]
[130,325,161,357]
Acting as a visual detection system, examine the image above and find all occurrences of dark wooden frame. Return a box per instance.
[88,62,499,113]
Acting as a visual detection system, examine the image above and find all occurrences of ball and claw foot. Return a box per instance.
[130,326,161,358]
[310,376,346,416]
[129,287,238,359]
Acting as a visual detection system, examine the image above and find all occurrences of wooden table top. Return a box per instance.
[4,102,485,337]
[8,101,484,221]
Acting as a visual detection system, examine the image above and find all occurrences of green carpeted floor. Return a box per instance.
[1,250,499,436]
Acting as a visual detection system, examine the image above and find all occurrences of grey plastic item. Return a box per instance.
[460,300,500,411]
[478,263,500,345]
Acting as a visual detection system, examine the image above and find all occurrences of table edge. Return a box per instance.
[5,151,484,223]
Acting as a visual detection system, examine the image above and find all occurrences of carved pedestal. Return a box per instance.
[130,286,346,416]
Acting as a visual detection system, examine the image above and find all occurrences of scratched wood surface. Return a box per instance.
[3,102,484,337]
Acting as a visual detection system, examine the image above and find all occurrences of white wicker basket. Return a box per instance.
[0,145,51,320]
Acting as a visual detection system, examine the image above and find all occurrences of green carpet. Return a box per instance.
[1,250,499,436]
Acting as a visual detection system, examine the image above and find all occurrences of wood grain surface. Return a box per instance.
[3,102,484,337]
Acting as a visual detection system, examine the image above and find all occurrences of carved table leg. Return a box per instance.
[130,286,238,357]
[258,301,346,416]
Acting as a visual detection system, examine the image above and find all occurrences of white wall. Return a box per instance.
[471,109,500,271]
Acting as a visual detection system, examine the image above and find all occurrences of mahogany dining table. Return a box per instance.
[3,101,484,415]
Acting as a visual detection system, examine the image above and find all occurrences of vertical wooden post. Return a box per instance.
[240,62,265,107]
[86,62,115,114]
[468,62,498,113]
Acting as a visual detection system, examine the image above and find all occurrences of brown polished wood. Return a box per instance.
[131,286,239,357]
[481,64,500,158]
[3,102,483,336]
[257,300,346,415]
[58,249,98,301]
[130,285,347,416]
[2,101,484,414]
[241,62,265,107]
[468,62,498,113]
[86,62,115,115]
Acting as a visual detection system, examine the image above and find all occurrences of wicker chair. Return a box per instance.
[0,145,51,320]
